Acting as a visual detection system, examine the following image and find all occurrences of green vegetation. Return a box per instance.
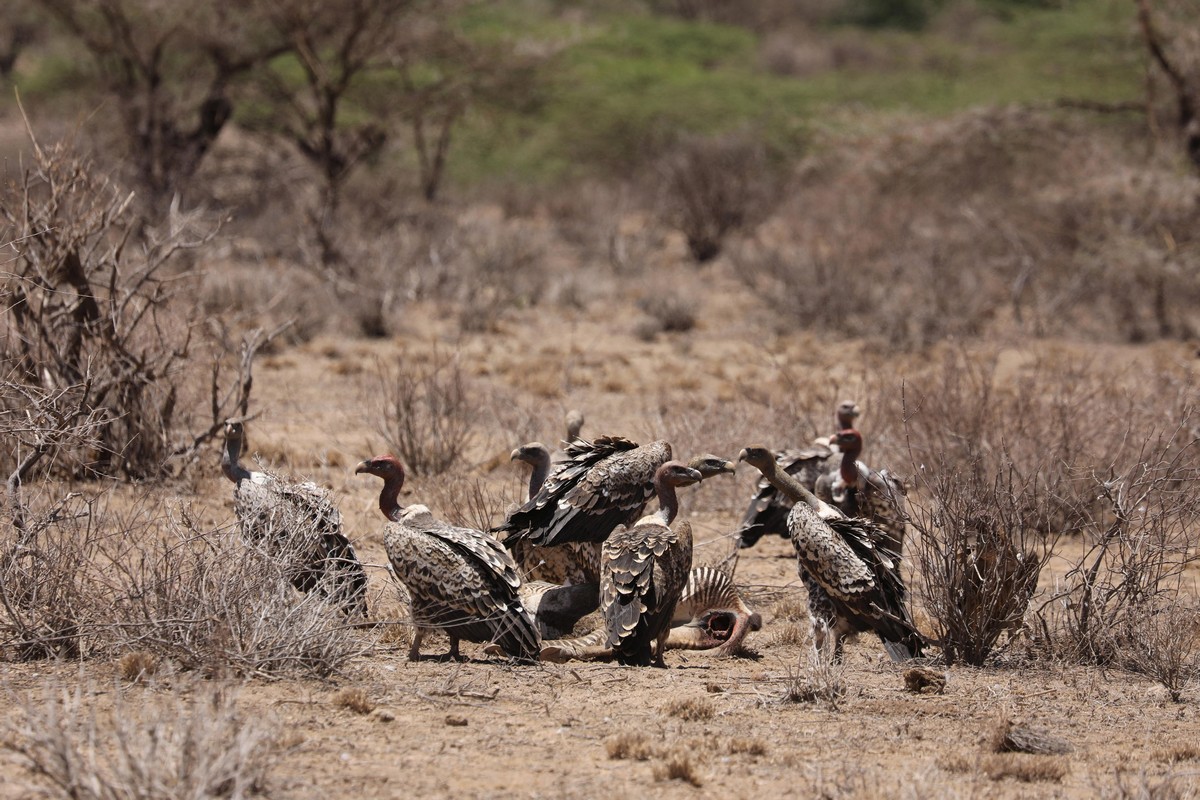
[449,0,1142,185]
[9,0,1145,187]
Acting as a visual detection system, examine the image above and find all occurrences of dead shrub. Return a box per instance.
[662,697,715,722]
[906,454,1051,667]
[1033,438,1200,684]
[331,687,374,715]
[370,348,477,477]
[3,682,276,799]
[605,731,657,761]
[657,130,781,263]
[0,126,241,480]
[652,746,703,787]
[1,489,105,661]
[739,108,1200,348]
[636,289,697,335]
[420,473,509,534]
[99,505,372,678]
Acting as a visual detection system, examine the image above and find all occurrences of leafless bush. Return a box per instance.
[421,473,509,533]
[0,126,253,479]
[635,282,697,337]
[658,131,781,263]
[3,681,276,799]
[1118,602,1200,703]
[0,489,103,661]
[1033,442,1200,688]
[739,108,1200,347]
[907,455,1052,666]
[370,348,476,477]
[99,509,372,678]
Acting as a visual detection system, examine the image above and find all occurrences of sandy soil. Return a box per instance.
[3,277,1199,799]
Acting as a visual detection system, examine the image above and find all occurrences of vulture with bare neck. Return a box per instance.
[356,454,540,662]
[221,421,367,617]
[736,400,861,549]
[815,429,908,557]
[602,460,701,667]
[739,445,922,662]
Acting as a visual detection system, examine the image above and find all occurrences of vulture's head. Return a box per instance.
[686,454,737,480]
[737,445,775,472]
[564,409,585,440]
[356,454,406,482]
[655,461,703,489]
[223,420,245,442]
[829,429,863,456]
[836,400,861,428]
[510,442,551,466]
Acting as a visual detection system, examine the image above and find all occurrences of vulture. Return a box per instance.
[356,454,540,662]
[221,421,367,617]
[736,400,861,549]
[601,460,700,667]
[505,445,734,587]
[815,429,908,557]
[493,436,673,548]
[738,445,922,662]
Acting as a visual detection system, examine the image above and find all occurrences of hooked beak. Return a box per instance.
[354,460,371,475]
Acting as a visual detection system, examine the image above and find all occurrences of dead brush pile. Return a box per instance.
[1,490,371,678]
[895,346,1200,675]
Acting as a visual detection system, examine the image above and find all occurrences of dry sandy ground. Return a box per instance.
[3,273,1199,799]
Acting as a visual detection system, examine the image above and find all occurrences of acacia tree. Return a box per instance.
[247,0,428,267]
[36,0,288,211]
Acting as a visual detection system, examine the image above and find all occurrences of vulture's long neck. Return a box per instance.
[654,478,682,526]
[221,435,251,483]
[526,450,551,500]
[760,457,820,511]
[379,476,405,521]
[839,444,862,486]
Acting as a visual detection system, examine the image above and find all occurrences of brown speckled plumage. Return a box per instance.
[507,441,603,585]
[494,436,673,547]
[600,461,698,667]
[357,455,540,662]
[815,429,908,557]
[739,445,921,661]
[737,401,861,549]
[222,422,367,617]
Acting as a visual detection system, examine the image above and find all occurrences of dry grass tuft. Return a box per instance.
[769,622,807,648]
[772,596,810,623]
[980,753,1070,783]
[605,731,656,761]
[331,687,374,715]
[903,667,946,695]
[3,682,276,799]
[1103,769,1199,800]
[1155,744,1200,764]
[726,736,768,756]
[990,717,1074,756]
[782,645,846,709]
[652,746,704,787]
[662,697,716,722]
[118,651,159,684]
